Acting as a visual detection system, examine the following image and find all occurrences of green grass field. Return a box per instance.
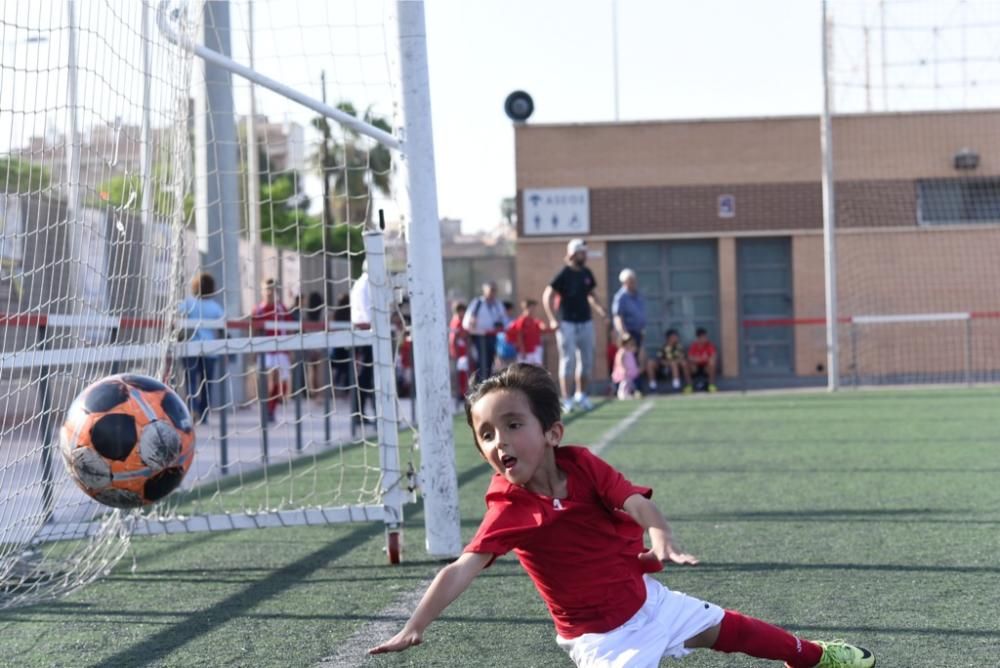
[2,388,999,667]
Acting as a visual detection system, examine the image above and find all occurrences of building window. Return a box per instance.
[917,178,1000,225]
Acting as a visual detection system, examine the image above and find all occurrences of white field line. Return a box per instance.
[316,399,654,667]
[592,399,654,456]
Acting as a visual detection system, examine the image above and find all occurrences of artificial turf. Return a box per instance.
[2,388,998,667]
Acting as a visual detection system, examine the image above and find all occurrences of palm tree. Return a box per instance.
[312,102,393,228]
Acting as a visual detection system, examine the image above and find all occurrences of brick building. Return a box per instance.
[514,109,1000,388]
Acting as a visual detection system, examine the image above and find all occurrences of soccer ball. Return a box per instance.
[59,373,196,509]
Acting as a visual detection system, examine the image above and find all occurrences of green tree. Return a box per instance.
[94,168,193,222]
[259,171,323,250]
[1,157,51,193]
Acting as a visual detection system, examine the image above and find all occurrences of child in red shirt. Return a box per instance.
[687,327,719,393]
[251,277,293,422]
[370,364,875,668]
[505,299,550,366]
[448,302,470,403]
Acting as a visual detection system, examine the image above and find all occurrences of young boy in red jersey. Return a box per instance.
[687,327,719,393]
[506,298,550,366]
[251,277,293,422]
[370,363,875,668]
[449,301,471,405]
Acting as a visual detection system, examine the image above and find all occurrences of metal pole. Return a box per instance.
[964,318,972,386]
[821,0,840,391]
[880,0,888,110]
[246,0,261,306]
[65,0,80,222]
[611,0,620,121]
[320,70,334,303]
[851,321,859,388]
[140,0,154,261]
[397,0,461,558]
[195,1,244,403]
[38,325,54,523]
[319,71,334,445]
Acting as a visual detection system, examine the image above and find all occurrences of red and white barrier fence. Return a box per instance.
[0,313,368,370]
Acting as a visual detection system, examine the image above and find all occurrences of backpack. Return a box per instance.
[496,332,517,360]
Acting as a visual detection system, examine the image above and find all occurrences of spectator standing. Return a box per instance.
[252,277,293,422]
[611,268,647,349]
[350,261,377,435]
[449,302,471,404]
[462,281,509,382]
[506,299,549,366]
[178,271,225,423]
[542,238,608,413]
[687,327,719,393]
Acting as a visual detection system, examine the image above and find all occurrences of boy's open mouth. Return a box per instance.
[500,454,517,470]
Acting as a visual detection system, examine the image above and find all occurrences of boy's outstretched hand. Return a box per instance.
[368,627,423,654]
[638,546,700,571]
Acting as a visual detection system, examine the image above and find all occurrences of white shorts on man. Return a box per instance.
[556,576,724,668]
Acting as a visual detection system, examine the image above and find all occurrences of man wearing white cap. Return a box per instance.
[542,238,608,413]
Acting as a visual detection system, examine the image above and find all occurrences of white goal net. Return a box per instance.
[823,0,1000,386]
[1,0,452,609]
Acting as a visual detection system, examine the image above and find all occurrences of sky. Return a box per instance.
[422,0,824,232]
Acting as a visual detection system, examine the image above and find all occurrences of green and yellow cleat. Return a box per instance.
[790,641,875,668]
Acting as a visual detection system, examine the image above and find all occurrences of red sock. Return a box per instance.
[712,610,822,668]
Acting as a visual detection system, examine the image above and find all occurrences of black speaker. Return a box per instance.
[504,91,534,122]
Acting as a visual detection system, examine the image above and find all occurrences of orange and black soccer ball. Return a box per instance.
[59,373,196,509]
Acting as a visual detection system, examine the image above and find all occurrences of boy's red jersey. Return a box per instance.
[688,339,716,364]
[449,314,469,358]
[465,446,655,639]
[506,315,544,354]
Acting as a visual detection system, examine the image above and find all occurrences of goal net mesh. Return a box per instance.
[1,0,416,609]
[826,0,1000,386]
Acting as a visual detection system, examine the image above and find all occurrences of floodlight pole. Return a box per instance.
[820,0,840,391]
[397,0,462,558]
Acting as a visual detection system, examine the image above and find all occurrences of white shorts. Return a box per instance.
[556,576,724,668]
[263,352,292,381]
[518,348,543,366]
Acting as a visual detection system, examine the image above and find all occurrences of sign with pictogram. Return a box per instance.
[522,187,590,236]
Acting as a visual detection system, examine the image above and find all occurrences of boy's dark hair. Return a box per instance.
[453,301,466,313]
[464,363,562,441]
[696,327,708,337]
[521,298,537,309]
[665,328,678,338]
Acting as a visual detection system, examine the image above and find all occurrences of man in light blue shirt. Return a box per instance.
[611,268,647,349]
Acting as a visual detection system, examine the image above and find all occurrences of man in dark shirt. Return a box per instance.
[542,238,608,413]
